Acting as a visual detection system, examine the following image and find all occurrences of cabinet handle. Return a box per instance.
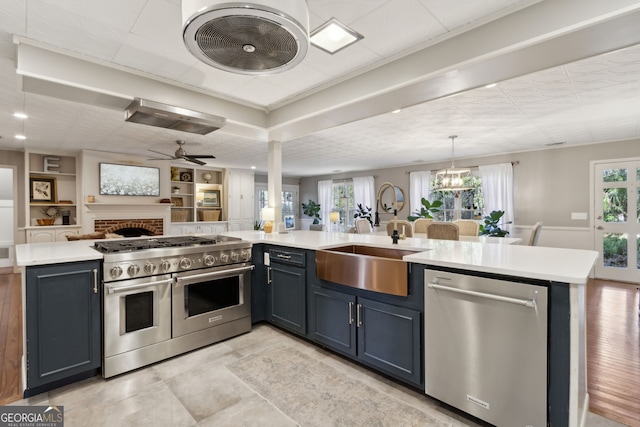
[348,301,354,325]
[92,269,98,294]
[276,254,292,260]
[356,303,363,327]
[267,267,271,285]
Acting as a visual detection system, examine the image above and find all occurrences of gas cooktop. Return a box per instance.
[94,236,228,253]
[97,235,252,281]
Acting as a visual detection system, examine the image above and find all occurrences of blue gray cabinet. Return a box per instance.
[267,247,306,336]
[250,244,267,323]
[310,285,421,387]
[25,260,101,396]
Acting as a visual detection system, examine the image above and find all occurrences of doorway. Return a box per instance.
[593,159,640,282]
[0,167,15,269]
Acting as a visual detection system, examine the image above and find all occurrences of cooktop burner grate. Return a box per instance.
[94,236,219,253]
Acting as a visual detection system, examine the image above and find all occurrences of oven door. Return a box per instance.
[172,263,253,337]
[103,274,172,357]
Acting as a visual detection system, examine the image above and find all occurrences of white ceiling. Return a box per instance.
[1,0,640,177]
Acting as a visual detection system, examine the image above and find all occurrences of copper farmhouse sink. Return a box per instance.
[316,245,421,297]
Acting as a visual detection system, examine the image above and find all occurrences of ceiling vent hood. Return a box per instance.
[182,0,309,75]
[124,98,226,135]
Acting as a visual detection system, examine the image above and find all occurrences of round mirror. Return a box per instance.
[377,183,406,213]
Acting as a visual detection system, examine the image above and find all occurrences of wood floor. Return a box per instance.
[0,272,638,424]
[0,270,22,406]
[587,279,640,427]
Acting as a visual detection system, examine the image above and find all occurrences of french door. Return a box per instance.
[593,160,640,282]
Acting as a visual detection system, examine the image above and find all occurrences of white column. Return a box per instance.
[267,140,283,228]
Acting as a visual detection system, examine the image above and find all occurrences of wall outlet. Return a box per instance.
[571,212,588,220]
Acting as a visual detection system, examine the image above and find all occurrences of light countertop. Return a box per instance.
[16,239,103,267]
[15,230,598,284]
[222,230,598,284]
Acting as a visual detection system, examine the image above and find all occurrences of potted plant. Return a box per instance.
[407,198,443,221]
[353,204,373,227]
[302,199,321,224]
[478,210,512,237]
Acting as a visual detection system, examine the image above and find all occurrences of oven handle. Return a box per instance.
[106,278,173,294]
[174,265,255,285]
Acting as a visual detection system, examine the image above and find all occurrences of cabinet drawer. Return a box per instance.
[269,248,305,267]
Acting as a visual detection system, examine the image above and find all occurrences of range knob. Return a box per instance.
[219,253,230,264]
[127,264,141,277]
[160,260,172,272]
[179,257,192,269]
[203,254,216,266]
[230,252,240,262]
[109,265,123,280]
[241,249,251,261]
[144,262,155,275]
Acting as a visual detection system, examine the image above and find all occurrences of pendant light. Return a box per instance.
[433,135,473,192]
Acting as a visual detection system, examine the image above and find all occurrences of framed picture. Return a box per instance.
[202,189,220,207]
[30,176,57,203]
[99,163,160,196]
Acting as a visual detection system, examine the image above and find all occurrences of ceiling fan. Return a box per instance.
[148,140,215,166]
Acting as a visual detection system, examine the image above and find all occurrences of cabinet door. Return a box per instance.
[25,261,101,391]
[170,225,184,235]
[268,263,306,335]
[197,223,215,234]
[27,229,56,243]
[212,223,227,233]
[55,227,80,242]
[227,170,254,229]
[309,286,357,357]
[357,297,421,386]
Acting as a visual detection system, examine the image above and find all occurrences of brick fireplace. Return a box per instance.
[94,218,163,236]
[83,204,171,236]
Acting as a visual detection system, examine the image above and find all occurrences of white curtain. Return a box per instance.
[352,176,375,211]
[318,180,333,230]
[409,171,431,215]
[479,163,514,225]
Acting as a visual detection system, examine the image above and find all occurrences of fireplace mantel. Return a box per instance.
[84,203,171,211]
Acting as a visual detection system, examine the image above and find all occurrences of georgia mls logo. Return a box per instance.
[0,405,64,427]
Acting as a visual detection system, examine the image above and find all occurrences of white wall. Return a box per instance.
[299,138,639,250]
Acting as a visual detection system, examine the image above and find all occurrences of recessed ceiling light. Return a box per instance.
[13,112,28,119]
[310,18,363,54]
[392,109,401,114]
[15,134,26,140]
[484,83,497,89]
[251,166,256,170]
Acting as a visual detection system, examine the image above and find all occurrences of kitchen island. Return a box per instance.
[222,230,598,427]
[15,230,597,426]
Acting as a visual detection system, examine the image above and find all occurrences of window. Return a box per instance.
[255,184,299,223]
[332,181,355,227]
[431,176,484,221]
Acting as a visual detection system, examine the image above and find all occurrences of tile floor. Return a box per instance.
[10,324,625,427]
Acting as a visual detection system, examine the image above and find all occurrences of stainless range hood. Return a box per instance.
[124,98,226,135]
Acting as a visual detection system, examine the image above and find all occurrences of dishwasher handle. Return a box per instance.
[427,282,537,309]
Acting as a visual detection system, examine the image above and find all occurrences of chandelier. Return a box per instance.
[433,135,473,192]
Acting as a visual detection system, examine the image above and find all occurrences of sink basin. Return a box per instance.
[316,245,420,296]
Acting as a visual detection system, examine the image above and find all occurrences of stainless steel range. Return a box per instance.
[94,235,253,378]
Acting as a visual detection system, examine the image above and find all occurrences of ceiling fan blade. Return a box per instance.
[186,154,216,159]
[184,157,206,166]
[148,149,175,158]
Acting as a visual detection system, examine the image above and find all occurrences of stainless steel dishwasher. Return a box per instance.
[424,269,548,427]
